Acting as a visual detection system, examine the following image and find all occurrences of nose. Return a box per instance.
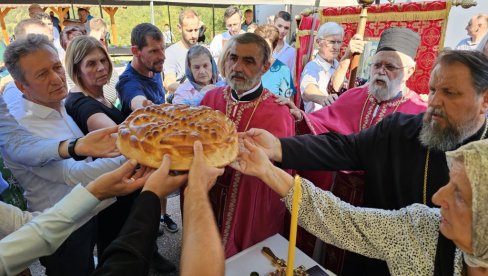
[232,60,243,73]
[428,89,442,107]
[431,182,451,208]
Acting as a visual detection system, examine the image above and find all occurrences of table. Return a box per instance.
[225,234,335,276]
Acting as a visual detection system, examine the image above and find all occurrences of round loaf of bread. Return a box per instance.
[117,104,238,170]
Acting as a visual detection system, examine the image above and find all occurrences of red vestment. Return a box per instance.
[201,86,295,257]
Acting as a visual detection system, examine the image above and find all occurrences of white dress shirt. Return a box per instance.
[2,97,124,211]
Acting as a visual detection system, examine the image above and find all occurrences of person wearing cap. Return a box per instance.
[259,39,488,275]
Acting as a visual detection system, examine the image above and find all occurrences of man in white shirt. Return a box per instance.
[455,13,488,50]
[3,34,123,276]
[300,22,343,113]
[273,11,297,75]
[163,8,200,93]
[209,6,245,63]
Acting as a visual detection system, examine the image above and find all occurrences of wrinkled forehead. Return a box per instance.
[372,50,406,65]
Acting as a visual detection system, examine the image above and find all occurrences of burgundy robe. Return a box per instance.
[201,86,295,257]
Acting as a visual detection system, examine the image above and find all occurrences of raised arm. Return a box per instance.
[181,141,225,276]
[0,160,147,276]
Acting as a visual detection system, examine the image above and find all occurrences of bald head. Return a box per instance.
[14,19,52,42]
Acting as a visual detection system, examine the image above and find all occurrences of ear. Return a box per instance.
[262,59,271,74]
[481,90,488,114]
[130,45,139,57]
[14,80,29,96]
[178,24,182,32]
[404,65,416,81]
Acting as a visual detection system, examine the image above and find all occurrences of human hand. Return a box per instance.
[230,139,273,178]
[86,159,149,200]
[343,34,366,59]
[273,94,302,121]
[142,155,188,198]
[142,99,154,107]
[77,126,120,158]
[188,141,224,192]
[322,94,338,106]
[238,128,282,162]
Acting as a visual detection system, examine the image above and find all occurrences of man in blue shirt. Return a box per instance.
[115,23,176,273]
[117,23,166,117]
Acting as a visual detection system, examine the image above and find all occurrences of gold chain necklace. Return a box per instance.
[226,88,264,132]
[422,120,488,204]
[358,91,408,131]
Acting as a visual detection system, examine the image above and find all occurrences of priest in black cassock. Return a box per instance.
[240,50,488,276]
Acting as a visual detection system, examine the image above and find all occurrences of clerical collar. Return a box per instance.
[231,83,263,102]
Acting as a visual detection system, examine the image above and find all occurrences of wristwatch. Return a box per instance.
[68,138,87,161]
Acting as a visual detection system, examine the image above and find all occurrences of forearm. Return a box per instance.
[0,185,100,275]
[181,186,224,276]
[261,163,295,197]
[330,57,351,93]
[302,85,328,104]
[0,201,36,239]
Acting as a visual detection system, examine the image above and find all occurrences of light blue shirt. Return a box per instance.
[2,97,124,211]
[0,95,61,167]
[0,173,8,194]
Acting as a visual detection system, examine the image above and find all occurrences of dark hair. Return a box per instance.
[275,11,291,22]
[224,6,242,20]
[244,9,253,14]
[60,25,86,50]
[254,24,279,51]
[131,23,163,49]
[435,50,488,96]
[4,34,57,83]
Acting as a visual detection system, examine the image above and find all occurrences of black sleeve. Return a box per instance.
[92,191,161,276]
[280,113,415,171]
[65,93,105,135]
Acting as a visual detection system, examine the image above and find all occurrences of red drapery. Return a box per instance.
[295,0,452,105]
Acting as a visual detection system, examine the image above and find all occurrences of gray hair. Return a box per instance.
[219,33,270,78]
[317,22,344,39]
[4,34,57,84]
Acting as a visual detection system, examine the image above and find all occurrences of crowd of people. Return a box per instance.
[0,3,488,276]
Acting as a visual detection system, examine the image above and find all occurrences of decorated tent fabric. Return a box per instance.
[295,0,452,102]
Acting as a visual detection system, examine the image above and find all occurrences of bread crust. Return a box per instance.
[117,104,238,170]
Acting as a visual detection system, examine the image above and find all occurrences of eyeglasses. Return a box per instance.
[371,62,406,72]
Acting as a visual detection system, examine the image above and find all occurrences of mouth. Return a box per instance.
[374,79,386,86]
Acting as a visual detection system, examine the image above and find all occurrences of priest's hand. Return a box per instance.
[238,128,283,162]
[188,141,224,192]
[142,155,188,199]
[273,94,302,121]
[231,139,273,179]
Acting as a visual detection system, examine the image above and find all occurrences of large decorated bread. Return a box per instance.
[117,104,238,170]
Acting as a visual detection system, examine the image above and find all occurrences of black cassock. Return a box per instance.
[280,112,487,276]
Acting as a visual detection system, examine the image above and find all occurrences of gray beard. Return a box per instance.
[368,77,403,102]
[418,113,481,152]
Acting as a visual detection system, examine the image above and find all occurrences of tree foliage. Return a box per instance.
[3,5,252,46]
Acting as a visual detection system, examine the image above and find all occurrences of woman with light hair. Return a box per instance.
[234,134,488,275]
[64,35,137,257]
